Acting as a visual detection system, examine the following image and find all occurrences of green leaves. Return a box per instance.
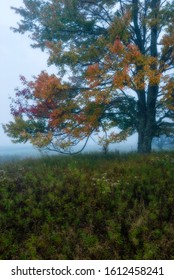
[3,117,31,143]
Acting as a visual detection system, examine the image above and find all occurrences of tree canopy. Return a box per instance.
[3,0,174,153]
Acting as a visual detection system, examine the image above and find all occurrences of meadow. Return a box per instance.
[0,151,174,259]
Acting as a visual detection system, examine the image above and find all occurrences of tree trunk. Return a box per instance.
[137,86,158,154]
[136,82,158,153]
[137,129,153,153]
[136,0,160,154]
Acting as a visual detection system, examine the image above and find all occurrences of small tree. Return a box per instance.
[3,0,174,153]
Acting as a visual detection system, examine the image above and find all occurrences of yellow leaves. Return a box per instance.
[98,129,131,149]
[108,130,130,142]
[132,73,145,91]
[141,57,161,87]
[113,66,130,89]
[85,37,162,95]
[84,87,111,107]
[55,139,74,150]
[108,11,131,43]
[147,71,161,86]
[95,90,110,104]
[125,44,143,65]
[127,55,160,89]
[161,77,174,110]
[20,131,30,140]
[132,67,161,91]
[160,33,174,64]
[161,33,174,48]
[30,132,53,147]
[46,41,63,65]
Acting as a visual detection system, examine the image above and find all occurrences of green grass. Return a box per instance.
[0,151,174,259]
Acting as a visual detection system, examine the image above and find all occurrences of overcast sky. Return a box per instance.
[0,1,56,147]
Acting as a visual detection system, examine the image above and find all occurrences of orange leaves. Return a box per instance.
[86,64,100,81]
[161,77,174,110]
[110,37,124,53]
[33,71,68,99]
[85,36,163,95]
[86,63,100,82]
[86,63,103,89]
[127,43,140,55]
[49,108,65,127]
[7,70,88,150]
[161,33,174,48]
[84,36,164,99]
[108,11,131,44]
[113,72,125,89]
[126,44,142,63]
[132,72,145,91]
[74,112,87,123]
[139,57,161,88]
[87,63,99,74]
[113,66,130,89]
[147,70,161,87]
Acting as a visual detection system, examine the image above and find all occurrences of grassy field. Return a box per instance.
[0,151,174,259]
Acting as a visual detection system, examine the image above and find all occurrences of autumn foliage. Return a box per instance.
[4,0,174,153]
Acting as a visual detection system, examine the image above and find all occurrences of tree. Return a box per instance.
[153,135,174,150]
[3,0,174,153]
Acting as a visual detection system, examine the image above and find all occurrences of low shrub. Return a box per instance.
[0,151,174,259]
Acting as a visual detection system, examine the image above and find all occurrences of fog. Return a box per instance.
[0,134,137,160]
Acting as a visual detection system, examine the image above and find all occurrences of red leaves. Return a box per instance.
[10,72,69,121]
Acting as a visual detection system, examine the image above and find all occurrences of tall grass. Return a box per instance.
[0,151,174,259]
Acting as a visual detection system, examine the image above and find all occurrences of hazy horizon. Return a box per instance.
[0,133,138,157]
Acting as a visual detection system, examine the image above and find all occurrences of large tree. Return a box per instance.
[4,0,174,153]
